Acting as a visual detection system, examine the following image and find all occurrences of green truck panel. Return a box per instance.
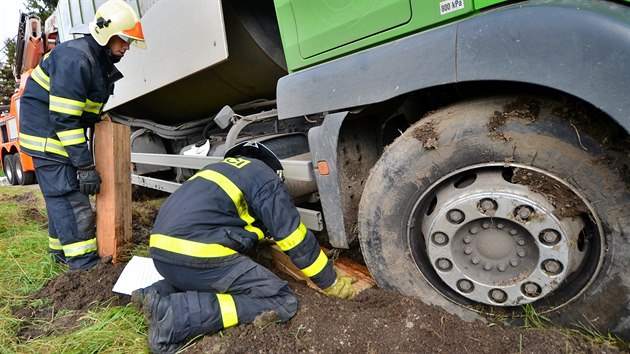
[276,0,510,72]
[290,0,412,59]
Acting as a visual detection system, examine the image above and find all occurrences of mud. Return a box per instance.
[9,190,627,353]
[512,168,589,218]
[337,120,380,244]
[0,192,48,227]
[488,97,540,141]
[410,120,438,149]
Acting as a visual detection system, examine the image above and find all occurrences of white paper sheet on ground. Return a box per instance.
[112,256,164,295]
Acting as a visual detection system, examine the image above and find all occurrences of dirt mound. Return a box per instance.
[9,191,626,353]
[186,270,618,354]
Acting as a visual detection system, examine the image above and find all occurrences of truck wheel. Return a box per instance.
[3,154,17,186]
[14,154,35,185]
[358,96,630,338]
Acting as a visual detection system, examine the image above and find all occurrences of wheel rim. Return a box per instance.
[410,163,603,311]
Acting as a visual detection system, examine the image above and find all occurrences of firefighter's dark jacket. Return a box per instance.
[150,157,337,289]
[19,35,122,167]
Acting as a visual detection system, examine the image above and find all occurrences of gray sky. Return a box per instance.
[1,0,27,62]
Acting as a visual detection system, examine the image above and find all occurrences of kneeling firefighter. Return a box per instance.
[133,141,356,353]
[18,0,145,270]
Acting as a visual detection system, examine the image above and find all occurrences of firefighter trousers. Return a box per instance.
[152,254,298,342]
[33,158,99,270]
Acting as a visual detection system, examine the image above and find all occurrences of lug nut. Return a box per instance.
[469,227,479,235]
[480,199,496,212]
[517,249,527,258]
[463,235,472,244]
[515,205,534,220]
[496,223,504,229]
[489,289,507,303]
[522,282,541,297]
[510,259,519,267]
[542,259,563,275]
[457,279,474,293]
[464,246,472,255]
[482,222,491,229]
[448,209,465,224]
[483,263,493,271]
[510,229,518,235]
[436,258,452,271]
[497,264,507,272]
[540,230,561,245]
[432,232,449,246]
[517,239,526,246]
[471,257,480,265]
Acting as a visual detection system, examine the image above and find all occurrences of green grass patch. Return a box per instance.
[0,186,149,353]
[5,305,148,354]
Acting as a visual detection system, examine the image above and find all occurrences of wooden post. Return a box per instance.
[94,121,131,263]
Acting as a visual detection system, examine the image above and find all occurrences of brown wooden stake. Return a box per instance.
[94,121,131,263]
[268,244,376,295]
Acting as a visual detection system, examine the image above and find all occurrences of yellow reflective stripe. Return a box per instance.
[31,65,50,91]
[50,95,85,116]
[63,238,97,257]
[216,293,238,328]
[276,223,307,251]
[84,99,103,114]
[57,128,86,146]
[19,133,69,157]
[190,170,265,240]
[301,250,329,278]
[150,233,237,258]
[44,138,69,157]
[48,237,62,250]
[19,132,46,150]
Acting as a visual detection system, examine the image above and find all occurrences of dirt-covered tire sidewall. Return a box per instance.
[358,96,630,337]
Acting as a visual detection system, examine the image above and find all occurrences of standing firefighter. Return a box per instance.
[132,141,356,353]
[18,0,145,270]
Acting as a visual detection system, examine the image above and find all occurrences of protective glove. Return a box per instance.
[323,274,357,300]
[77,165,101,195]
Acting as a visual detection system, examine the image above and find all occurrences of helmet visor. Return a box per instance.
[117,34,146,49]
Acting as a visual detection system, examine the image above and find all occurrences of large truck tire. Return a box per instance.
[3,154,18,186]
[14,154,35,186]
[358,96,630,338]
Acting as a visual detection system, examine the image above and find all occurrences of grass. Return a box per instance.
[0,186,149,353]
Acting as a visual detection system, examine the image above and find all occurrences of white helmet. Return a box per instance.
[89,0,145,48]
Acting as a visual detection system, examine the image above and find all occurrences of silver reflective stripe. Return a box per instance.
[50,96,85,116]
[19,133,47,150]
[84,99,103,114]
[48,237,63,250]
[63,238,97,257]
[57,129,86,146]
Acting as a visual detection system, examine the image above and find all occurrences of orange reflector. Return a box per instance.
[317,161,330,175]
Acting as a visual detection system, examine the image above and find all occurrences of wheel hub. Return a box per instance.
[420,168,585,306]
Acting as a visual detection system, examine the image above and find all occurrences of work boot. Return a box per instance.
[131,280,178,309]
[144,291,185,354]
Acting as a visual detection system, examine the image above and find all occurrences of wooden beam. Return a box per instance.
[94,121,131,263]
[268,245,376,295]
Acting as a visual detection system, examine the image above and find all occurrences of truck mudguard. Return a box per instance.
[277,0,630,132]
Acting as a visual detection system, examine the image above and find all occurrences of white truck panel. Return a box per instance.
[53,0,229,111]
